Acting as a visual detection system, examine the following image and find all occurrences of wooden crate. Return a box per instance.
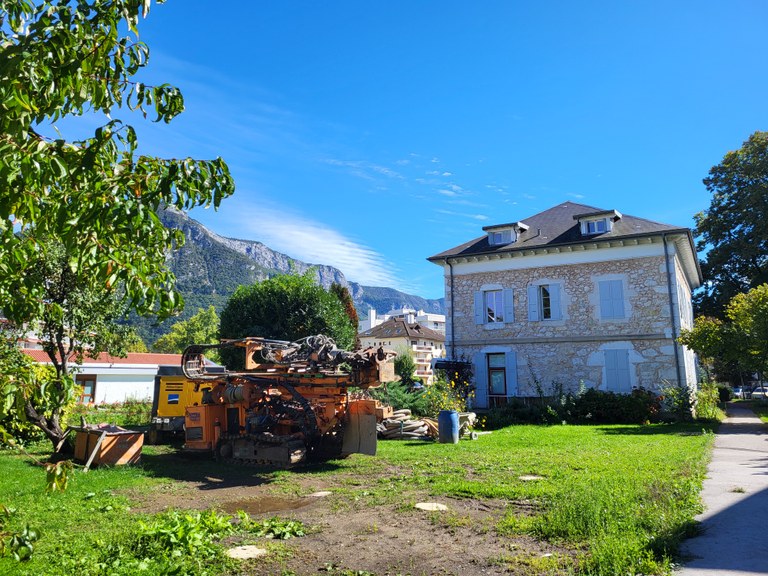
[73,427,143,468]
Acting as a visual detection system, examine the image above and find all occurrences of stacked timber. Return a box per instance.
[377,409,433,440]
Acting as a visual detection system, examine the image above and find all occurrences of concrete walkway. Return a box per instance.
[677,403,768,575]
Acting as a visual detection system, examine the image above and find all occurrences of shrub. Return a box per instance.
[660,383,695,421]
[367,380,429,417]
[423,377,470,417]
[483,398,548,429]
[695,382,726,421]
[570,388,661,424]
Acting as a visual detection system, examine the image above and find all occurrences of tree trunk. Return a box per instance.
[24,400,72,454]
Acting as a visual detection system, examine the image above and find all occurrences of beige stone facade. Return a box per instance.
[429,202,702,409]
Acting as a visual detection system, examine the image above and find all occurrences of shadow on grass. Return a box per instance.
[597,422,719,436]
[137,447,347,489]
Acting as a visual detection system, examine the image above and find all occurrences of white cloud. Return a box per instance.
[437,189,458,197]
[442,171,452,176]
[567,193,586,199]
[323,158,404,180]
[215,202,407,290]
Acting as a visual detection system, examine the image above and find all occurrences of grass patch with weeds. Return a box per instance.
[0,421,714,575]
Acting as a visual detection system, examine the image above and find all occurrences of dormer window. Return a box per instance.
[584,218,608,235]
[574,209,622,237]
[490,229,514,245]
[483,221,529,246]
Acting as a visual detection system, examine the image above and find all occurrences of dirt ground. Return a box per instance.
[125,451,576,576]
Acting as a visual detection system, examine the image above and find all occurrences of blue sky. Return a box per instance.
[108,1,768,299]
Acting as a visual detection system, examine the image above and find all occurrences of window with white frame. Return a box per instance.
[485,290,504,323]
[584,218,608,234]
[527,284,562,321]
[599,279,625,319]
[487,353,506,396]
[474,288,514,325]
[604,349,631,393]
[488,229,514,245]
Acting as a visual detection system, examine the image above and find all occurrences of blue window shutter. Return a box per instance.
[600,280,625,319]
[473,291,484,324]
[474,352,488,409]
[505,350,517,396]
[612,280,625,318]
[605,349,631,393]
[605,350,618,391]
[599,280,612,318]
[616,350,630,392]
[527,286,539,321]
[503,288,514,323]
[550,284,562,320]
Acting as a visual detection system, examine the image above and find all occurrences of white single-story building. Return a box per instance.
[23,349,183,404]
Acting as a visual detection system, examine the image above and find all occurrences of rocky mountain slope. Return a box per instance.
[129,209,445,344]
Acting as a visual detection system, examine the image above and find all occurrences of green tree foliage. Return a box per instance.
[123,328,148,353]
[726,284,768,377]
[219,274,355,369]
[0,1,233,448]
[694,131,768,316]
[681,284,768,381]
[7,241,140,449]
[153,306,219,360]
[0,0,235,324]
[394,352,417,387]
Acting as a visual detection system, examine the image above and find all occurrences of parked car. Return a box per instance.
[732,386,744,399]
[750,385,768,400]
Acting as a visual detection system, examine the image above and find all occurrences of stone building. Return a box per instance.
[427,202,702,408]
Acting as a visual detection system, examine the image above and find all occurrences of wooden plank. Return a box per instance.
[83,430,107,472]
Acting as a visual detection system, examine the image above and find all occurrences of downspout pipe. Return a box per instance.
[663,234,684,388]
[447,258,456,360]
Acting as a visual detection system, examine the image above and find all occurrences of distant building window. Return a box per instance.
[76,375,96,404]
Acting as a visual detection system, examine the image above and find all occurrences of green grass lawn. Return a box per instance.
[749,401,768,423]
[0,421,715,575]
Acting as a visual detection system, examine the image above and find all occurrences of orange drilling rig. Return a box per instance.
[181,335,395,467]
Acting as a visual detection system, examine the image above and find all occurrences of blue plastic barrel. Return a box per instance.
[438,410,459,444]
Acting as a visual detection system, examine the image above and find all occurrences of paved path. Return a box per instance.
[677,403,768,575]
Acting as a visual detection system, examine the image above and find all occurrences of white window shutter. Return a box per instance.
[473,291,484,324]
[550,284,562,320]
[527,286,539,321]
[473,352,488,409]
[503,288,514,322]
[505,350,517,396]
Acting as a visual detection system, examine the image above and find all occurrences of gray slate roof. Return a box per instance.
[360,318,445,342]
[428,201,689,261]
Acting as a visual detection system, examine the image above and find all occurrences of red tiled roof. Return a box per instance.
[21,349,182,366]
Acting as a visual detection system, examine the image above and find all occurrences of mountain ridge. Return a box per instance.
[128,209,445,344]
